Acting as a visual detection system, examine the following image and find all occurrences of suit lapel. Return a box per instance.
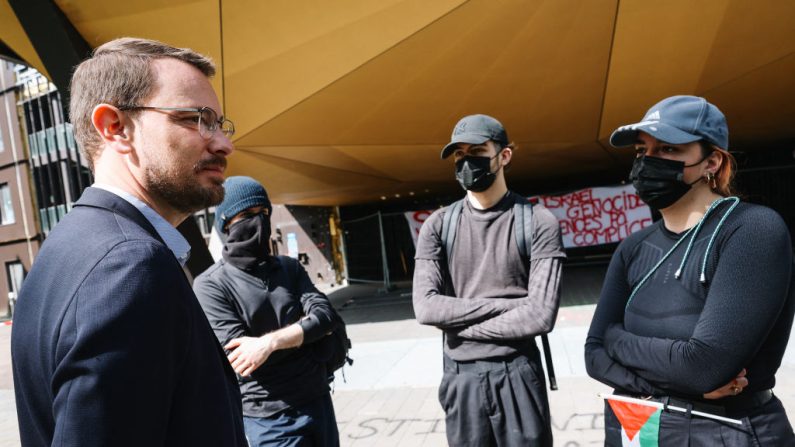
[73,187,166,245]
[75,188,239,382]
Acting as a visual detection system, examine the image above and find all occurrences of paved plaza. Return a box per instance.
[1,285,795,446]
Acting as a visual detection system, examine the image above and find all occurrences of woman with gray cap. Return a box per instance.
[585,95,795,445]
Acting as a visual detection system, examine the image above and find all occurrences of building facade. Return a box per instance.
[0,63,94,318]
[0,62,42,317]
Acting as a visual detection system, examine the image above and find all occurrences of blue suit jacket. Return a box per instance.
[11,188,246,446]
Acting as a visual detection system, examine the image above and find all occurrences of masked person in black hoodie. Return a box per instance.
[585,96,795,446]
[413,114,566,447]
[194,176,342,447]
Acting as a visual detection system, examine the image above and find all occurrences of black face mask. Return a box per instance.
[222,212,272,271]
[630,156,705,210]
[455,153,501,192]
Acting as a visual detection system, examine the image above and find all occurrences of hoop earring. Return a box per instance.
[706,172,717,190]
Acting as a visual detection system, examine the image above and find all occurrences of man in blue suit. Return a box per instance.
[11,38,247,446]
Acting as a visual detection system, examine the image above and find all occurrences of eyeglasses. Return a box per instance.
[119,105,235,139]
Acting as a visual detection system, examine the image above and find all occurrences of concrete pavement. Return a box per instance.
[329,301,611,447]
[2,287,795,446]
[328,288,795,446]
[1,321,16,447]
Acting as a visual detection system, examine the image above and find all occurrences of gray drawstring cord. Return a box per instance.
[674,197,735,279]
[625,196,740,310]
[625,225,696,310]
[699,197,740,283]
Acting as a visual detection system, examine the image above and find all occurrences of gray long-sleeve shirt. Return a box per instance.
[413,192,566,361]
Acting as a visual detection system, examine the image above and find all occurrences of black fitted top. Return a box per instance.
[585,201,795,400]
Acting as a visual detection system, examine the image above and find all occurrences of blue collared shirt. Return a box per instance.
[92,183,192,266]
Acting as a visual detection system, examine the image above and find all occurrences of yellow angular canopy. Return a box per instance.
[3,0,794,205]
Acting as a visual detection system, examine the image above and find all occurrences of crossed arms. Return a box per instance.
[585,214,792,396]
[195,258,340,376]
[413,258,561,341]
[412,256,563,341]
[412,205,565,341]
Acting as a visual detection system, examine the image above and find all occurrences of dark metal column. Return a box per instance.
[8,0,91,102]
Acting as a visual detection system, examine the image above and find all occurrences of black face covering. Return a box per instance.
[455,153,501,192]
[222,212,272,271]
[630,155,705,210]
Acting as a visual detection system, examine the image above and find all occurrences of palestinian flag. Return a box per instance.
[605,399,661,446]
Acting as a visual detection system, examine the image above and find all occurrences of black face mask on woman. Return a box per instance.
[455,153,501,192]
[630,155,707,210]
[222,212,272,271]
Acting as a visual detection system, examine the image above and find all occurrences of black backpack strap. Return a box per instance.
[513,196,558,390]
[513,197,534,259]
[440,198,465,354]
[441,199,464,262]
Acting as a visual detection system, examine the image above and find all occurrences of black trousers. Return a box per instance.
[605,393,795,446]
[438,347,552,447]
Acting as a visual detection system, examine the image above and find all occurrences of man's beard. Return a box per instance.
[145,155,226,214]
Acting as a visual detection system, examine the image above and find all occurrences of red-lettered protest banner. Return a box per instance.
[405,184,652,248]
[405,209,432,247]
[532,184,652,248]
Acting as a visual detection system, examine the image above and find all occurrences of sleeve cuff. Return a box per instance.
[298,315,322,343]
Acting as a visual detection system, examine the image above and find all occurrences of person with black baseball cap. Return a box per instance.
[586,95,795,445]
[413,114,566,446]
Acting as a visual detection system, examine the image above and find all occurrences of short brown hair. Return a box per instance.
[69,37,216,167]
[699,141,737,197]
[499,141,516,171]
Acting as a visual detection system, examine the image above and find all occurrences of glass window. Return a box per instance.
[0,184,15,225]
[6,261,25,294]
[27,134,38,157]
[6,261,25,317]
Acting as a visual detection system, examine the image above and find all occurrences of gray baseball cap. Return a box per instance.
[440,114,509,159]
[610,95,729,149]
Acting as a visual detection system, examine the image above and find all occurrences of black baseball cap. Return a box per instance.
[440,114,509,159]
